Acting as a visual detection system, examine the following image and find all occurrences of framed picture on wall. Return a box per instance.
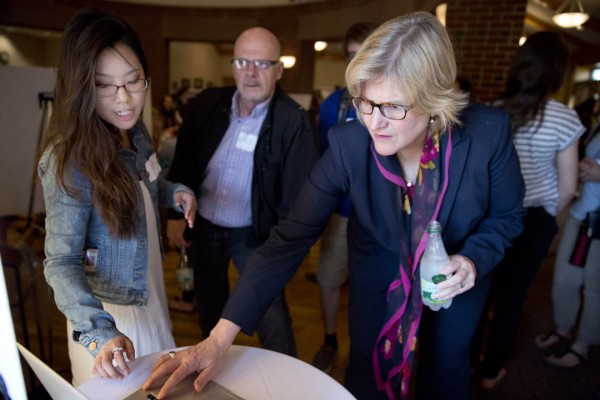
[171,81,179,91]
[193,78,203,89]
[181,78,190,89]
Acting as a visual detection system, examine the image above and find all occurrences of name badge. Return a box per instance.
[145,153,161,182]
[235,132,258,152]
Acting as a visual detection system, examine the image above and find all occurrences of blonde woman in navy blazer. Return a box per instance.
[145,11,525,400]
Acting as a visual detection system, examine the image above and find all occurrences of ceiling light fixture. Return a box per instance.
[552,0,589,29]
[592,65,600,82]
[280,55,296,69]
[436,3,447,27]
[519,35,527,46]
[314,41,328,52]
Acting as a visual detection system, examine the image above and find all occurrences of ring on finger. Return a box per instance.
[113,346,124,354]
[169,351,176,359]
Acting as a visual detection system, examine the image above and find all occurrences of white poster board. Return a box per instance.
[0,66,55,217]
[0,256,28,400]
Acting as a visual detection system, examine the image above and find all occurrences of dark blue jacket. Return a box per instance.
[224,102,525,399]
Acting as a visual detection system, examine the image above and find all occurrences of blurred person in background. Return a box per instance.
[477,31,584,390]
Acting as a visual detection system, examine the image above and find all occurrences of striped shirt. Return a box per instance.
[513,98,584,216]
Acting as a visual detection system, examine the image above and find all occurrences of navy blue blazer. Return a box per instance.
[223,102,525,399]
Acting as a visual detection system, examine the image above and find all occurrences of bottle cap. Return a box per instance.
[427,220,442,234]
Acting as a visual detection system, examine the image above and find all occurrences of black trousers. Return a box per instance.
[186,216,297,356]
[479,207,558,378]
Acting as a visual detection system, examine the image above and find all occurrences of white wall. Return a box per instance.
[0,33,347,102]
[168,40,347,96]
[314,57,347,92]
[0,66,55,217]
[169,41,224,93]
[0,32,60,67]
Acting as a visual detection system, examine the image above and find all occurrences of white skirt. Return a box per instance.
[68,182,175,386]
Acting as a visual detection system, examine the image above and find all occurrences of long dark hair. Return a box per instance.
[42,9,149,238]
[498,31,568,133]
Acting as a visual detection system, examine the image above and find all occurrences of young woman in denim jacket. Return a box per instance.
[37,9,196,385]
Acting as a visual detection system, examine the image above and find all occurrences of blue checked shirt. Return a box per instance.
[198,91,270,227]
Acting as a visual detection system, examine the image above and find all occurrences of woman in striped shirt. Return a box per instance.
[476,31,585,389]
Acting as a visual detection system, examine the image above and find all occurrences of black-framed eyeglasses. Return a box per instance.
[231,58,279,70]
[351,97,412,120]
[95,79,149,98]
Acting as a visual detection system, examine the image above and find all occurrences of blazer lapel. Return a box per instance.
[370,147,405,246]
[439,126,470,225]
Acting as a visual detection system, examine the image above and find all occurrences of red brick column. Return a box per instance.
[445,0,527,102]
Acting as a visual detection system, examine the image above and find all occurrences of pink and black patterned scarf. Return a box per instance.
[371,127,453,399]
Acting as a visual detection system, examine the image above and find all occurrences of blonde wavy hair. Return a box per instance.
[345,11,467,133]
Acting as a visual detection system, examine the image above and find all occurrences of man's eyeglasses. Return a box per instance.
[95,79,149,98]
[351,97,412,120]
[231,58,279,70]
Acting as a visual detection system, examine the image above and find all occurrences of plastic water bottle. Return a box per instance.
[420,220,452,311]
[176,247,194,302]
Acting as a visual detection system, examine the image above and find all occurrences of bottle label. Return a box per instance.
[177,268,194,291]
[421,277,447,304]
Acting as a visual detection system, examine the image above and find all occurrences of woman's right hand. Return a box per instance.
[143,319,240,399]
[92,335,135,380]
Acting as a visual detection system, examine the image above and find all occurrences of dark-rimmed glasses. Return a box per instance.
[231,58,279,70]
[351,97,412,120]
[95,79,149,98]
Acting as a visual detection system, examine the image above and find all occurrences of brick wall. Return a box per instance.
[446,0,527,103]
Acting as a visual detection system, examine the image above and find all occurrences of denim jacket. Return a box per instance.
[38,123,193,357]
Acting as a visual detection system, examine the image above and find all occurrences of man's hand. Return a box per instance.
[92,335,135,380]
[143,319,240,399]
[174,191,197,228]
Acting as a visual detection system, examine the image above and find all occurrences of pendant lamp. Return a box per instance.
[552,0,589,29]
